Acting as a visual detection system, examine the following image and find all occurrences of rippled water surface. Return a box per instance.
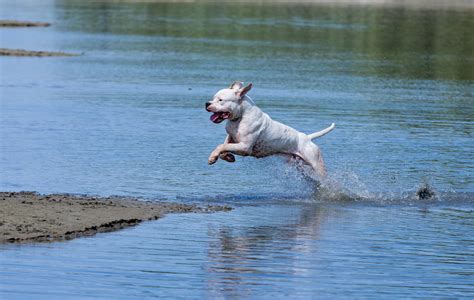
[1,0,473,298]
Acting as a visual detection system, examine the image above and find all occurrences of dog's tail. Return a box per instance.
[308,123,335,140]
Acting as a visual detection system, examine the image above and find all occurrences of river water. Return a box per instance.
[1,0,473,298]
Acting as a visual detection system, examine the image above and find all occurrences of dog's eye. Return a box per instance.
[218,99,223,102]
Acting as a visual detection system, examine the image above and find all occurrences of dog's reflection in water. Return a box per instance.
[204,203,344,294]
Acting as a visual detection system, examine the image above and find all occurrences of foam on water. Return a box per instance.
[191,157,472,207]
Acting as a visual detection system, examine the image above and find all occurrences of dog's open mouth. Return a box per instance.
[210,112,231,123]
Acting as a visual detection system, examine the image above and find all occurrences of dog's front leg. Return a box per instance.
[208,142,252,165]
[219,135,236,163]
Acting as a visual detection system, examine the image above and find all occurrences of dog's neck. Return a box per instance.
[230,96,255,122]
[244,95,255,106]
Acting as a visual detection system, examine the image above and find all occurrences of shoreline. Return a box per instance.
[56,0,474,10]
[0,48,79,57]
[0,20,50,27]
[0,20,77,57]
[0,192,231,244]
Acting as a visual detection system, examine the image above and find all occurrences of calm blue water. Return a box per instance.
[1,0,473,298]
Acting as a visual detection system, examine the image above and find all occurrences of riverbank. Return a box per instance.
[0,48,79,57]
[0,20,50,27]
[0,192,231,244]
[0,19,78,56]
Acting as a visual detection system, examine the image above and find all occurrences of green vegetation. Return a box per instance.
[58,1,473,80]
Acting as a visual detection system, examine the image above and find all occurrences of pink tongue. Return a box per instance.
[210,113,220,122]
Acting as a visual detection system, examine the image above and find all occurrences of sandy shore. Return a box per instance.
[0,48,79,57]
[0,20,77,57]
[0,192,231,244]
[0,20,50,27]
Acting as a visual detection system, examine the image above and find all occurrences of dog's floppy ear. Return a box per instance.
[229,81,243,90]
[236,83,252,99]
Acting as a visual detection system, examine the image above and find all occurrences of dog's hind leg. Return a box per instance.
[286,154,314,179]
[297,143,327,178]
[219,135,235,163]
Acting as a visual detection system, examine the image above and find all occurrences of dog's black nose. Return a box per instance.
[205,102,211,109]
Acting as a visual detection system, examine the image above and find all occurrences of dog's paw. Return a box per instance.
[219,153,235,163]
[208,155,218,165]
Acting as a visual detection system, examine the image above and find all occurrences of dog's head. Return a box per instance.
[205,81,252,123]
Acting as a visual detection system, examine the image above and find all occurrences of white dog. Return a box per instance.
[205,81,335,178]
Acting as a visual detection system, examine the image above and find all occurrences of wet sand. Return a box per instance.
[0,20,50,27]
[0,48,79,57]
[0,20,76,57]
[0,192,231,244]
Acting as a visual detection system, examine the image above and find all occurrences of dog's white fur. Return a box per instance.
[205,81,335,178]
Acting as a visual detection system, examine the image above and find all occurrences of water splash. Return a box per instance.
[295,166,465,205]
[190,156,471,206]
